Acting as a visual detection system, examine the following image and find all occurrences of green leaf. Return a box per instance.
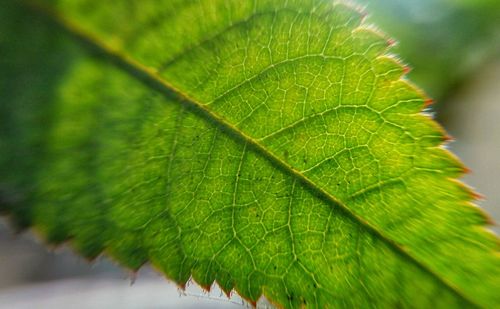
[1,0,498,307]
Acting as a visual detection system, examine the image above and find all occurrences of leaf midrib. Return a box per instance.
[22,1,478,306]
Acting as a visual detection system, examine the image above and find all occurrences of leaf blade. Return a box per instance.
[1,0,499,307]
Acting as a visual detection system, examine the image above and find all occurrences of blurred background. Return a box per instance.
[1,0,499,307]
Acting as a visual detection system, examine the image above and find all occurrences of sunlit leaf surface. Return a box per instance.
[1,1,498,307]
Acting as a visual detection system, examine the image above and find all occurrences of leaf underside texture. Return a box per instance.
[1,0,499,308]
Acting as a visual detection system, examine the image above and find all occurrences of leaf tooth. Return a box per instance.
[198,281,213,293]
[387,37,398,47]
[334,0,367,21]
[424,98,434,107]
[219,281,233,299]
[330,1,364,29]
[351,26,391,58]
[461,166,472,174]
[442,134,455,143]
[372,55,406,80]
[470,191,485,201]
[403,65,412,74]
